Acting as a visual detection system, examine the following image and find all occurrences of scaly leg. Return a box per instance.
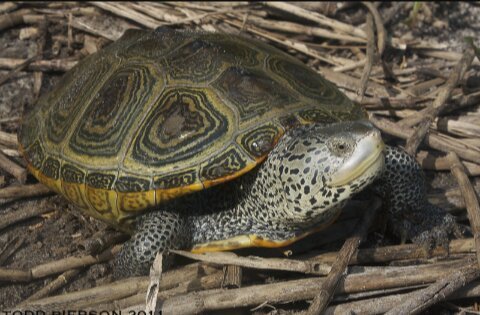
[373,146,464,249]
[114,211,190,277]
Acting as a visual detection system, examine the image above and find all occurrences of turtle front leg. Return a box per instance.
[114,211,191,278]
[373,146,464,250]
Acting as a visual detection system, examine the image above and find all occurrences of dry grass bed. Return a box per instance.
[0,2,479,314]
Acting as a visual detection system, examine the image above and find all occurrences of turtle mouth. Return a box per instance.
[329,130,385,187]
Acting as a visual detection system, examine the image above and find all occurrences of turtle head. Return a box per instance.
[273,120,385,224]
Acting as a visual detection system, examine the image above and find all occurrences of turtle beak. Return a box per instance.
[329,128,384,187]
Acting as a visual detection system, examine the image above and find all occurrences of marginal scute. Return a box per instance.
[85,186,116,214]
[41,157,61,180]
[153,169,197,190]
[200,146,249,181]
[118,191,155,213]
[86,172,116,189]
[62,182,89,209]
[115,176,151,193]
[61,164,86,184]
[298,108,338,124]
[24,140,45,169]
[18,114,40,150]
[238,124,283,158]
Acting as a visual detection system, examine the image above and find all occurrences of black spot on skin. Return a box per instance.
[311,170,318,185]
[291,169,300,175]
[304,186,310,194]
[288,154,305,162]
[309,197,317,205]
[303,167,310,174]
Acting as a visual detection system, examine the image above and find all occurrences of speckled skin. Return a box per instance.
[373,146,458,248]
[114,121,457,277]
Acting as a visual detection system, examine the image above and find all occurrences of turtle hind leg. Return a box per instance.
[373,146,465,251]
[114,211,191,278]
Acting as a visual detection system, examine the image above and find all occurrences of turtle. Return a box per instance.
[19,27,459,277]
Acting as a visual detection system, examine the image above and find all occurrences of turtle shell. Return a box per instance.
[19,27,366,227]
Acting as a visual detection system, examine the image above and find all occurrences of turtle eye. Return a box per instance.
[328,138,353,157]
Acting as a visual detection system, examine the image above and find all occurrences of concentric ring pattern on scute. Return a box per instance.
[19,27,364,226]
[68,62,157,157]
[45,55,115,145]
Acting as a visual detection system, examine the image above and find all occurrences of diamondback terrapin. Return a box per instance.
[19,27,458,277]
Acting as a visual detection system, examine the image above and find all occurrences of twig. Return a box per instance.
[362,2,386,56]
[89,2,162,29]
[171,250,331,275]
[0,198,54,231]
[24,269,83,302]
[0,9,35,31]
[417,151,480,176]
[356,13,375,101]
[0,236,25,265]
[161,259,469,314]
[262,2,366,39]
[0,150,27,183]
[0,54,41,86]
[385,262,480,315]
[146,253,163,313]
[326,277,480,314]
[399,90,480,127]
[225,19,351,67]
[0,57,77,72]
[320,67,395,98]
[79,229,128,255]
[16,263,217,310]
[305,198,381,315]
[370,114,480,164]
[309,238,474,266]
[31,245,121,279]
[239,15,366,43]
[447,152,480,268]
[404,46,475,155]
[0,2,18,14]
[0,183,52,200]
[0,130,18,148]
[120,271,224,312]
[222,265,242,289]
[0,246,120,282]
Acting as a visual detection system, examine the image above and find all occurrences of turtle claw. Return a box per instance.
[374,146,469,254]
[389,205,465,255]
